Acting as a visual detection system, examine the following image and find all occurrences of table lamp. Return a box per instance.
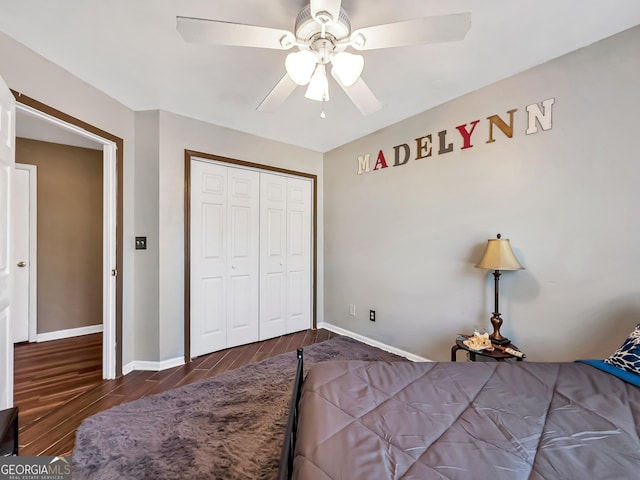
[475,234,524,345]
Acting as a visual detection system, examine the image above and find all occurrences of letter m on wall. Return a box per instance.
[357,154,371,175]
[526,98,555,134]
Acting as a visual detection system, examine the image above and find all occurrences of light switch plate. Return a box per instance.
[135,236,147,250]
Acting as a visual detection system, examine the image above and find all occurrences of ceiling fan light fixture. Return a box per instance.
[305,64,329,102]
[178,4,473,116]
[285,50,317,85]
[331,51,364,86]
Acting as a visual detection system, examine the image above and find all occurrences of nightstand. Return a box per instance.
[0,406,18,456]
[451,337,524,362]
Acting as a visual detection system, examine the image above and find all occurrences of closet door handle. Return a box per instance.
[17,261,27,267]
[231,264,237,269]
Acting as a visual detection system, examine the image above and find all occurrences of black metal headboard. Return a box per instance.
[277,348,304,480]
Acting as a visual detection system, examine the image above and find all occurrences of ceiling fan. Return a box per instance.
[177,0,471,116]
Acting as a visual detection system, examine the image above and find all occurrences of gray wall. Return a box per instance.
[133,111,160,361]
[155,111,323,362]
[129,109,325,363]
[323,25,640,362]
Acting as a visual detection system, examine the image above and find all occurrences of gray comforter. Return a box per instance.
[292,361,640,479]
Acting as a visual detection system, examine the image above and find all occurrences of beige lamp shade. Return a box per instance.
[475,236,524,271]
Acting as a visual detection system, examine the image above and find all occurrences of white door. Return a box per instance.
[191,161,228,356]
[260,173,287,339]
[12,164,36,343]
[225,167,260,348]
[285,177,312,334]
[0,75,16,409]
[190,160,260,356]
[260,174,312,340]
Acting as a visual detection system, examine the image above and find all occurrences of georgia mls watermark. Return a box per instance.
[0,456,71,480]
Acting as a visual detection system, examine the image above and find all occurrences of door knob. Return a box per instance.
[17,261,27,268]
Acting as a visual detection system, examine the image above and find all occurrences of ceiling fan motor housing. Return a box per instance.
[310,37,334,64]
[295,5,351,43]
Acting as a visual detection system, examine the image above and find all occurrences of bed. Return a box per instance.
[280,351,640,479]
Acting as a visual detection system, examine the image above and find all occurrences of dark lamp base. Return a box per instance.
[490,336,511,346]
[489,312,510,346]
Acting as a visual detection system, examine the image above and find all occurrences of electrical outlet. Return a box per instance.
[349,304,356,316]
[369,310,376,322]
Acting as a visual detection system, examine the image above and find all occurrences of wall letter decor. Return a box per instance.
[486,108,517,143]
[526,98,555,134]
[355,97,555,175]
[394,144,411,166]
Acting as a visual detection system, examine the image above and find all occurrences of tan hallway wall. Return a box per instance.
[16,138,102,334]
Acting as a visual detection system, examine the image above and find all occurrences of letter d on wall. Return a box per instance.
[393,144,410,166]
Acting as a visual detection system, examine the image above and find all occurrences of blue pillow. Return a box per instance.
[577,359,640,387]
[604,323,640,375]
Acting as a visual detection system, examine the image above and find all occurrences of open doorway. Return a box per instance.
[14,131,103,346]
[11,95,120,383]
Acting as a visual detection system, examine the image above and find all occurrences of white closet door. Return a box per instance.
[191,161,260,355]
[191,161,228,356]
[226,167,260,348]
[285,177,312,334]
[259,173,312,339]
[192,161,310,354]
[259,174,287,339]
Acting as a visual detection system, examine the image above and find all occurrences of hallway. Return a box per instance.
[13,333,102,428]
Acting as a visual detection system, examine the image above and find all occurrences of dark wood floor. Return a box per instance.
[13,328,337,457]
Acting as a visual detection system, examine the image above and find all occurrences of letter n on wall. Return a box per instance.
[526,98,555,134]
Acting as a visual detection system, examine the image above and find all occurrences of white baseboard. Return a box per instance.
[122,356,185,375]
[36,324,103,343]
[318,322,432,362]
[122,362,135,376]
[121,326,429,376]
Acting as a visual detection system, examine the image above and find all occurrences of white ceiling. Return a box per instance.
[2,0,640,153]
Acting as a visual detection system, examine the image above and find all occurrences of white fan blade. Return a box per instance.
[177,16,295,50]
[257,74,298,112]
[310,0,343,23]
[336,76,382,116]
[351,12,471,50]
